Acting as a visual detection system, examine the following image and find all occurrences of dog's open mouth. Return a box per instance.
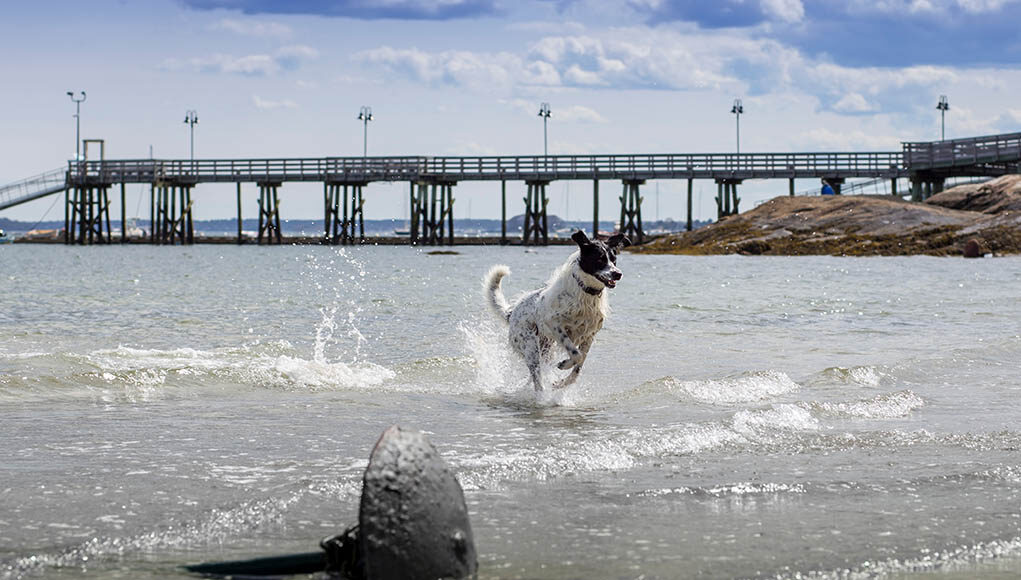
[599,277,618,289]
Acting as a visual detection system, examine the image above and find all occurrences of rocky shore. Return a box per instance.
[631,175,1021,257]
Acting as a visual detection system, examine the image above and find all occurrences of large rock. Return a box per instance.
[926,175,1021,214]
[359,426,477,580]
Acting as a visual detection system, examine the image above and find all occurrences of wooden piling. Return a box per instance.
[593,179,599,237]
[121,183,126,243]
[686,179,693,231]
[237,182,244,245]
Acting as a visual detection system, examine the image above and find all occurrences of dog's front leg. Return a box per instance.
[545,321,584,370]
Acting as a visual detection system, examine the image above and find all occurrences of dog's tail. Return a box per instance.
[483,265,512,323]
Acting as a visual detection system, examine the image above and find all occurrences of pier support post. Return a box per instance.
[444,184,455,245]
[910,178,923,202]
[522,180,549,246]
[413,181,454,245]
[714,179,742,219]
[891,178,898,198]
[120,182,127,243]
[66,185,113,245]
[324,183,343,244]
[618,179,645,244]
[237,182,244,244]
[789,178,795,197]
[257,182,283,245]
[64,188,70,244]
[409,182,417,245]
[686,179,693,231]
[593,179,600,237]
[149,183,155,244]
[715,182,723,220]
[501,180,507,244]
[411,182,426,244]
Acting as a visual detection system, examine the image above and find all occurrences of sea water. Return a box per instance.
[1,245,1019,579]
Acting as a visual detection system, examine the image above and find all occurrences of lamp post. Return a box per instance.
[538,102,551,158]
[67,91,86,161]
[937,95,949,141]
[183,110,199,161]
[730,98,743,155]
[358,106,373,158]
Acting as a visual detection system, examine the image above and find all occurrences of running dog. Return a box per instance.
[483,230,630,391]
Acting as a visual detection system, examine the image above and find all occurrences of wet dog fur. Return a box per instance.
[483,230,630,391]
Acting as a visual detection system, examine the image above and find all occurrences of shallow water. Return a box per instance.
[1,245,1020,579]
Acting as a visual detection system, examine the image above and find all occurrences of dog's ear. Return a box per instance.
[571,230,591,247]
[607,233,631,249]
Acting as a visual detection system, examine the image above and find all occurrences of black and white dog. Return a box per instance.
[483,230,630,392]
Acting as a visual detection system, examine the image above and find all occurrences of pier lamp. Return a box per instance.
[66,90,86,162]
[937,95,949,141]
[538,102,551,159]
[358,106,373,158]
[731,98,743,155]
[183,110,199,162]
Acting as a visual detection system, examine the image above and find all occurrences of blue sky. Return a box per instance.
[3,0,1020,224]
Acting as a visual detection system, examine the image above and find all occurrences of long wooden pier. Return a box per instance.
[2,131,1019,246]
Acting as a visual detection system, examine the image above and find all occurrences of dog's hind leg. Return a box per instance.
[525,349,544,392]
[518,334,545,392]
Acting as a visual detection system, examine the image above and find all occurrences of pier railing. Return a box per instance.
[904,131,1021,170]
[0,167,68,211]
[71,151,907,186]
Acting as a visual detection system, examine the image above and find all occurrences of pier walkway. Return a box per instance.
[2,131,1019,246]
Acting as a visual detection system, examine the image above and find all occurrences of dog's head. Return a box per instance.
[572,230,631,289]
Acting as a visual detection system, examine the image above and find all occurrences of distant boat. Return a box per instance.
[0,229,11,244]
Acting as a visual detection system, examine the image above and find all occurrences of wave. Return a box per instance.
[638,481,807,498]
[0,478,362,580]
[0,342,397,403]
[662,370,802,405]
[770,535,1021,580]
[454,402,820,490]
[809,389,925,419]
[817,365,885,387]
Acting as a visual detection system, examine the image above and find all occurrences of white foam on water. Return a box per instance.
[733,403,820,439]
[812,389,925,419]
[84,342,395,394]
[0,493,301,580]
[639,481,807,498]
[771,536,1021,580]
[665,370,802,405]
[821,365,885,387]
[455,404,823,490]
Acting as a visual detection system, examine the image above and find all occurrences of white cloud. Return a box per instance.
[761,0,805,22]
[252,95,299,109]
[356,46,521,90]
[832,92,874,112]
[213,18,291,38]
[847,0,1019,14]
[163,45,318,76]
[555,105,608,123]
[502,99,607,123]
